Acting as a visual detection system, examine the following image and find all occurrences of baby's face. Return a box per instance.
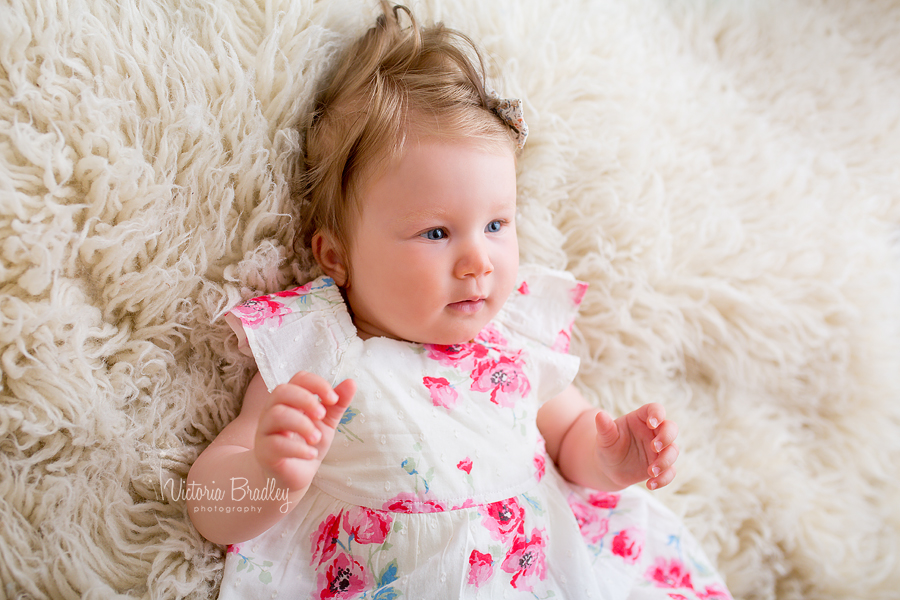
[344,138,519,345]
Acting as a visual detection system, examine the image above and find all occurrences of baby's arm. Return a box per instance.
[187,371,355,545]
[536,384,678,491]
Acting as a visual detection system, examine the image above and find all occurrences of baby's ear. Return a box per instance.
[311,231,349,286]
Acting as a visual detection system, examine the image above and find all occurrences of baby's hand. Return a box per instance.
[254,371,355,491]
[593,403,678,491]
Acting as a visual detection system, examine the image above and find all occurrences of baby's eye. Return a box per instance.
[422,228,447,241]
[485,220,504,233]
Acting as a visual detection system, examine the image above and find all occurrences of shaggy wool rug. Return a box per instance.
[2,0,899,598]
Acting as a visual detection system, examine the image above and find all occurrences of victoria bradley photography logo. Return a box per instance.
[163,474,293,514]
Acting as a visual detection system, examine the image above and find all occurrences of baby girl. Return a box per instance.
[188,3,732,598]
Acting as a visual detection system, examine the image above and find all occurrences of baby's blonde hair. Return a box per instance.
[295,1,516,268]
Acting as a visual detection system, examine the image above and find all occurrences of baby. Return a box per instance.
[188,3,732,599]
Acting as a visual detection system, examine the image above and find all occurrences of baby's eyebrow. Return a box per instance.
[397,195,517,228]
[397,208,449,228]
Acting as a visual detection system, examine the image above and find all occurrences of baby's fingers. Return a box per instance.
[256,425,319,464]
[257,402,322,451]
[638,402,667,430]
[269,379,328,424]
[647,462,676,491]
[286,371,340,406]
[649,443,679,480]
[321,379,357,430]
[650,419,678,453]
[647,441,678,490]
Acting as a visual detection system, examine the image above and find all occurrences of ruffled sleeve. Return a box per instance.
[223,276,357,392]
[494,264,588,403]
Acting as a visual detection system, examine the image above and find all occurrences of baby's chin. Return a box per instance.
[416,323,492,346]
[386,303,506,345]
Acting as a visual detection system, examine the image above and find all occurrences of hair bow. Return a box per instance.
[486,85,528,150]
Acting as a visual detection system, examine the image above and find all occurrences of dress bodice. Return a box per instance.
[225,265,586,510]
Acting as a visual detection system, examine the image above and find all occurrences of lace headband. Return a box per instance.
[486,85,528,150]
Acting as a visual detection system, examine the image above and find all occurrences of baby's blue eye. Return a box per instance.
[486,220,503,233]
[423,228,446,241]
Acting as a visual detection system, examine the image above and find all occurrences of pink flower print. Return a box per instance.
[517,281,530,295]
[273,280,314,298]
[474,323,507,347]
[232,296,290,328]
[470,354,530,407]
[232,296,291,329]
[646,557,694,590]
[533,451,545,482]
[342,506,392,545]
[382,492,447,514]
[425,342,488,372]
[310,511,343,567]
[587,491,620,509]
[568,497,610,545]
[467,549,495,588]
[482,498,525,542]
[423,376,459,410]
[570,281,588,306]
[551,325,572,353]
[457,457,473,474]
[226,543,241,554]
[316,552,372,599]
[501,529,548,591]
[612,528,643,564]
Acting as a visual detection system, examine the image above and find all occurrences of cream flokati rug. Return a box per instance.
[2,0,900,597]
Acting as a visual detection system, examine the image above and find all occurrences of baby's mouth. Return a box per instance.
[447,297,485,313]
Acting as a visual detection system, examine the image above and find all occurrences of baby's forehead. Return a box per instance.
[356,138,517,215]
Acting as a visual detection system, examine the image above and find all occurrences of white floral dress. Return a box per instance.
[218,264,732,600]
